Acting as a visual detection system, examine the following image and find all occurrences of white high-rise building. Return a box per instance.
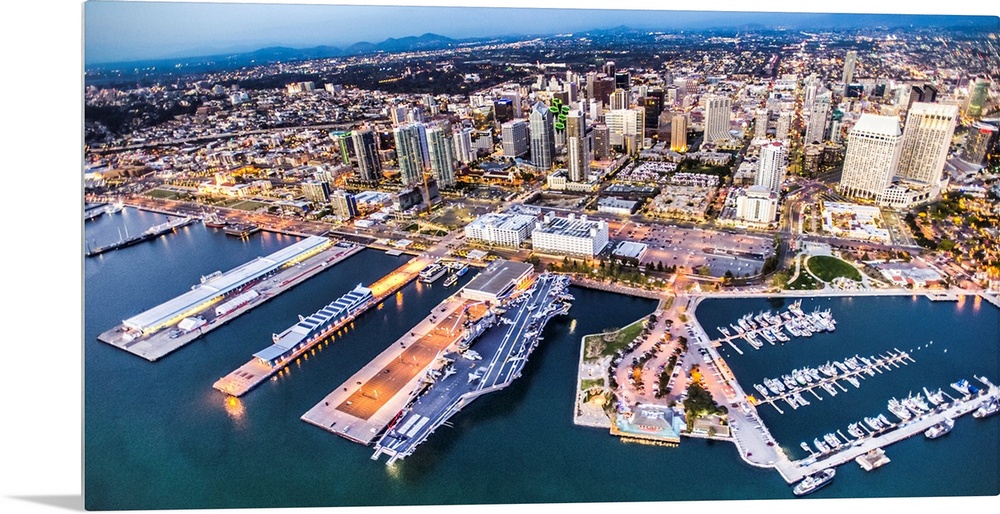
[805,90,831,144]
[453,127,475,164]
[755,141,787,193]
[754,108,769,139]
[736,185,779,225]
[501,119,530,158]
[703,95,733,142]
[610,88,629,110]
[775,111,792,143]
[896,102,959,186]
[605,109,639,147]
[426,123,456,188]
[843,50,858,86]
[839,114,902,202]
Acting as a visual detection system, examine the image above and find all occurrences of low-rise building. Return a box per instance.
[531,212,609,257]
[464,212,538,248]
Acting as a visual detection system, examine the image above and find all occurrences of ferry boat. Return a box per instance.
[924,418,955,439]
[793,468,835,496]
[443,274,459,287]
[418,263,448,283]
[224,223,259,237]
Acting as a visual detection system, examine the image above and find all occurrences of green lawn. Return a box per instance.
[788,271,823,290]
[228,200,269,211]
[146,189,182,200]
[580,378,605,390]
[582,317,648,362]
[806,255,862,282]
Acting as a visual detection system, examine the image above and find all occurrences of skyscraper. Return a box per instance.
[351,129,382,182]
[755,141,788,193]
[426,122,456,188]
[393,123,427,187]
[703,95,732,142]
[805,91,831,145]
[671,113,688,153]
[754,108,769,140]
[644,91,664,132]
[528,101,555,170]
[961,122,998,165]
[605,109,639,147]
[610,88,629,110]
[565,109,590,182]
[501,119,530,158]
[452,127,475,164]
[839,114,902,201]
[967,78,991,120]
[842,50,858,87]
[615,71,630,91]
[896,102,958,186]
[592,123,610,161]
[775,111,792,144]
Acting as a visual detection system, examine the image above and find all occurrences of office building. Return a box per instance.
[565,109,590,182]
[896,102,959,185]
[775,111,792,143]
[592,123,611,161]
[671,113,688,152]
[736,186,779,225]
[351,129,382,182]
[805,91,831,144]
[531,212,609,257]
[528,101,555,170]
[839,114,902,201]
[605,109,639,147]
[703,95,733,142]
[961,122,998,165]
[610,88,629,110]
[842,51,858,88]
[501,119,530,158]
[967,78,991,119]
[754,108,769,139]
[755,141,787,193]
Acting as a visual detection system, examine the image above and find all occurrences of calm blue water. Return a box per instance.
[84,209,999,510]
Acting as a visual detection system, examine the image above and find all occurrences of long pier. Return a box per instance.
[212,256,431,397]
[86,216,195,257]
[98,241,363,361]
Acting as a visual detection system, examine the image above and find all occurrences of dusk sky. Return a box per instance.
[83,1,999,65]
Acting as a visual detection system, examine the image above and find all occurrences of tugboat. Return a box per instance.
[793,468,835,496]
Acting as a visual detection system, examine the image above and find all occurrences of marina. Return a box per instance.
[714,300,837,352]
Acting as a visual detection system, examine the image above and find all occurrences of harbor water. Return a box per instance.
[84,209,998,510]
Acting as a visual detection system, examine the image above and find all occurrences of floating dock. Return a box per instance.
[97,237,362,361]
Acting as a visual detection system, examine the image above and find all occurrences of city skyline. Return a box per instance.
[84,1,999,65]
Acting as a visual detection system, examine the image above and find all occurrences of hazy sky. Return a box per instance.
[83,1,998,65]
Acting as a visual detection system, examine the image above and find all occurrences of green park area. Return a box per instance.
[582,317,648,363]
[806,255,862,282]
[146,188,183,200]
